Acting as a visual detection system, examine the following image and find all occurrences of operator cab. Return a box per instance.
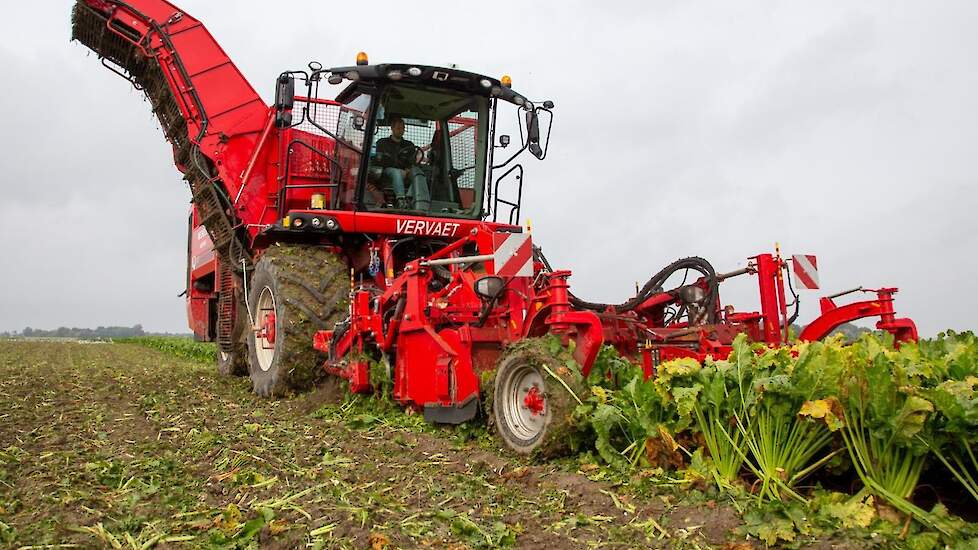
[273,57,553,224]
[345,80,489,218]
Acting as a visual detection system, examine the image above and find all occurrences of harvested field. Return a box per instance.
[1,339,973,548]
[0,340,742,548]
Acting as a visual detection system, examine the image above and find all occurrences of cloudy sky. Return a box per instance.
[1,1,975,336]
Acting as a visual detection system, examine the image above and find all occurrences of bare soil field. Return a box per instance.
[0,340,872,548]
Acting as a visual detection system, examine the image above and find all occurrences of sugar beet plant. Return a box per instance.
[917,332,978,506]
[576,330,978,530]
[582,347,683,472]
[925,377,978,504]
[730,341,843,503]
[663,354,747,490]
[661,339,844,502]
[824,338,943,531]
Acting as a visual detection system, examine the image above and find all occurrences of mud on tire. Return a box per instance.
[490,338,589,458]
[247,245,348,397]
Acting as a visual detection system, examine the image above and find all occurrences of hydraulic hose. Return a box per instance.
[533,247,720,321]
[783,264,801,329]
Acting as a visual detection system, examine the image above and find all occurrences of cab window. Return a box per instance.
[361,84,488,219]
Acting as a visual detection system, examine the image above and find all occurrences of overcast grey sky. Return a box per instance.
[0,1,975,336]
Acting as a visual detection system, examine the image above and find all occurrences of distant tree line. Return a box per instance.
[1,325,157,340]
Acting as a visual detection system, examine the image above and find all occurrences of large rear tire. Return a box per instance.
[491,339,589,457]
[246,245,348,398]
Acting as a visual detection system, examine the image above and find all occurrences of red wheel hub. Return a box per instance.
[523,385,545,416]
[259,311,276,344]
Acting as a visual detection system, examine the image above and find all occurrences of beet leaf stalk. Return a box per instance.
[725,340,843,503]
[830,341,951,534]
[922,375,978,506]
[666,352,748,490]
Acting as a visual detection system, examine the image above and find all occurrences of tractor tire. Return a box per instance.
[246,245,348,398]
[491,339,589,458]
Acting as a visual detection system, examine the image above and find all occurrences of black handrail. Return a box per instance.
[492,164,523,225]
[278,138,343,218]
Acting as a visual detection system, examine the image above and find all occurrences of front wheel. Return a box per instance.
[246,245,348,397]
[491,340,588,457]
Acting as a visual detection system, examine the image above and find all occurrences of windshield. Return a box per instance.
[331,91,371,210]
[361,84,488,219]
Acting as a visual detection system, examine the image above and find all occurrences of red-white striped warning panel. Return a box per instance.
[791,254,820,290]
[492,232,534,277]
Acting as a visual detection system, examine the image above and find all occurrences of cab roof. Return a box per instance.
[329,63,529,107]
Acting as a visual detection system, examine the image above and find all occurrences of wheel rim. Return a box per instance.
[254,286,277,372]
[499,363,547,443]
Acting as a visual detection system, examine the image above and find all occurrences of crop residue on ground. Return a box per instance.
[0,340,740,548]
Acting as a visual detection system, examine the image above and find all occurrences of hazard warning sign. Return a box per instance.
[492,233,534,277]
[791,255,819,290]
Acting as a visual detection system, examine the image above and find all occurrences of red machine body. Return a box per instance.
[72,0,918,428]
[314,229,917,417]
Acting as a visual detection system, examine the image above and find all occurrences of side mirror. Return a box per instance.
[352,115,365,131]
[274,74,295,129]
[473,276,505,301]
[498,134,511,148]
[526,110,543,159]
[274,74,295,110]
[275,110,293,129]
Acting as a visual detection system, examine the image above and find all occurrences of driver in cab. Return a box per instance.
[374,115,430,210]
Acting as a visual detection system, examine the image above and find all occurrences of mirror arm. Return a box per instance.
[525,107,546,159]
[490,104,551,170]
[527,107,553,161]
[516,106,526,147]
[491,137,529,169]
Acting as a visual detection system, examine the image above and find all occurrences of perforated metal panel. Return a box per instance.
[448,120,477,189]
[293,100,341,137]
